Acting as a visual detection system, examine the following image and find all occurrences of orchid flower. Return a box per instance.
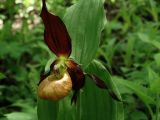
[38,0,120,104]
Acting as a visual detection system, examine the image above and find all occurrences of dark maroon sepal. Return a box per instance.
[66,59,85,90]
[40,0,71,58]
[71,90,79,104]
[87,74,108,89]
[87,74,121,102]
[50,59,59,71]
[66,59,85,103]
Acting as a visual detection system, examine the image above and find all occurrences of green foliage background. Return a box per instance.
[0,0,160,120]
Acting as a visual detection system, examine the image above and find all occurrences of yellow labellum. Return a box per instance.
[38,73,72,101]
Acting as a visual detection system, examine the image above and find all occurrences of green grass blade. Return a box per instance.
[113,77,156,105]
[113,76,156,119]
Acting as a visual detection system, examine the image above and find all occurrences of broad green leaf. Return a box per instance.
[37,99,58,120]
[64,0,105,67]
[86,60,122,101]
[56,96,76,120]
[82,60,124,120]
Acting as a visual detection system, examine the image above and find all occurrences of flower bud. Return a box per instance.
[38,72,72,101]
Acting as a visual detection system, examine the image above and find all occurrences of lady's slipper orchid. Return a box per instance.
[38,0,120,104]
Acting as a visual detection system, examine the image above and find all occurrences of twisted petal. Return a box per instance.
[66,59,85,104]
[87,74,121,101]
[40,0,71,57]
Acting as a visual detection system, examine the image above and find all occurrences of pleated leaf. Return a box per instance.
[63,0,105,67]
[37,99,58,120]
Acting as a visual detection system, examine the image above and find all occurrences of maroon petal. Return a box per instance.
[87,74,108,89]
[66,59,85,104]
[40,0,71,57]
[50,59,59,71]
[71,90,79,104]
[87,74,121,102]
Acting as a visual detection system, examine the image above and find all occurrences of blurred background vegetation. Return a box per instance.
[0,0,160,120]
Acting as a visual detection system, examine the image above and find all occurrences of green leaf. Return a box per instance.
[147,67,159,85]
[37,99,58,120]
[0,72,6,80]
[148,68,160,94]
[64,0,105,67]
[82,60,124,120]
[150,79,160,94]
[124,35,135,67]
[5,112,37,120]
[113,76,155,105]
[0,41,29,59]
[154,53,160,67]
[56,96,76,120]
[113,76,155,119]
[86,60,122,101]
[138,33,160,49]
[44,56,55,73]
